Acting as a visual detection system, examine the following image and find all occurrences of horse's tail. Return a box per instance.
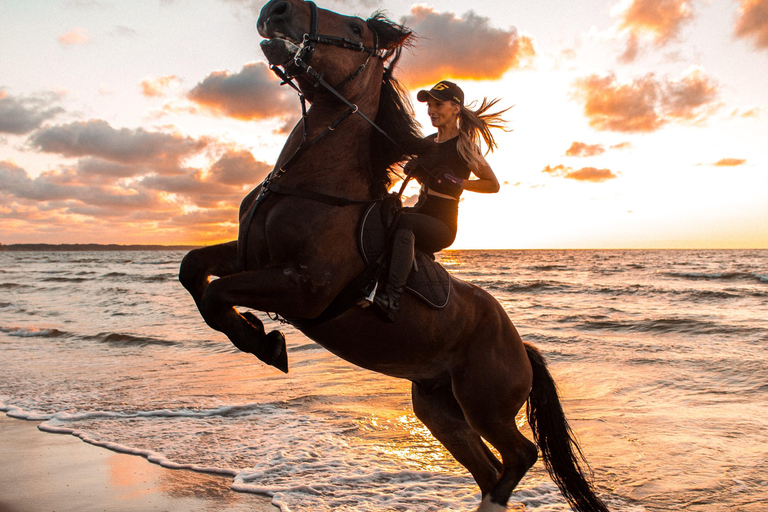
[524,342,610,512]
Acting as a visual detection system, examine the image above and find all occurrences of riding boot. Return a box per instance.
[374,228,415,322]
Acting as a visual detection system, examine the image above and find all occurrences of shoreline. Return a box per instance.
[0,415,278,512]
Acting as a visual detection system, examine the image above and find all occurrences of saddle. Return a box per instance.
[288,197,451,330]
[359,198,451,309]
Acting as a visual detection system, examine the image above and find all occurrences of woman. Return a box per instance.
[374,80,507,321]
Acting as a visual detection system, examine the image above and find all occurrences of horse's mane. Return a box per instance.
[366,13,431,196]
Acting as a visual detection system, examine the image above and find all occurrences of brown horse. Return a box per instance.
[179,1,610,510]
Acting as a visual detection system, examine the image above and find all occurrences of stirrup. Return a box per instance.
[357,281,378,308]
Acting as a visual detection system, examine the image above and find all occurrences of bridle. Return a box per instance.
[284,0,384,89]
[267,0,388,174]
[241,1,416,270]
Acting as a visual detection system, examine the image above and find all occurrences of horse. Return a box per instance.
[179,1,610,510]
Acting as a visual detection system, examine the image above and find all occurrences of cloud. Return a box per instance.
[140,75,181,97]
[187,62,295,120]
[729,106,761,118]
[398,5,535,87]
[612,0,694,61]
[58,27,91,46]
[572,67,719,132]
[29,119,209,170]
[565,142,606,157]
[0,90,64,135]
[735,0,768,50]
[713,158,747,166]
[207,149,271,186]
[543,164,618,182]
[1,144,272,243]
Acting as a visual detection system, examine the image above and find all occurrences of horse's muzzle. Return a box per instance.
[260,38,300,66]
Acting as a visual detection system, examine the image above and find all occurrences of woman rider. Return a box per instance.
[374,80,507,321]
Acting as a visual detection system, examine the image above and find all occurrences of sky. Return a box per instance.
[1,0,767,249]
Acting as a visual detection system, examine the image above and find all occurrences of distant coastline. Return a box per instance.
[0,244,201,252]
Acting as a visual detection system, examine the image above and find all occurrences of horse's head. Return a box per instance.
[258,0,411,101]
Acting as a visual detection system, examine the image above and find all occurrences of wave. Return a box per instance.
[486,278,767,301]
[0,326,177,346]
[524,264,573,271]
[479,279,574,294]
[0,282,31,289]
[573,316,765,337]
[85,332,177,346]
[39,276,91,283]
[101,272,176,283]
[0,326,70,338]
[660,271,768,285]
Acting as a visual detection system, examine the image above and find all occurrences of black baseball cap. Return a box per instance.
[417,80,464,107]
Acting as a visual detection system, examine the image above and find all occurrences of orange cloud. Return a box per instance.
[729,106,761,118]
[735,0,768,50]
[616,0,693,43]
[543,164,618,182]
[140,75,180,98]
[572,68,719,132]
[1,141,271,245]
[662,68,720,121]
[0,90,64,135]
[613,0,694,61]
[398,5,535,87]
[565,142,606,157]
[58,27,90,46]
[188,62,295,120]
[713,158,747,166]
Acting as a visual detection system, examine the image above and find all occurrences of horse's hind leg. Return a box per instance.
[452,335,539,510]
[411,382,503,496]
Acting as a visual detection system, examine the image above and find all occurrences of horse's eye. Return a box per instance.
[351,24,363,37]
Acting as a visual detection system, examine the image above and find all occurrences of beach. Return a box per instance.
[1,249,767,511]
[0,416,277,512]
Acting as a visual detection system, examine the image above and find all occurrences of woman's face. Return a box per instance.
[426,97,460,129]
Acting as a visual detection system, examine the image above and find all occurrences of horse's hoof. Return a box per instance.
[265,330,289,374]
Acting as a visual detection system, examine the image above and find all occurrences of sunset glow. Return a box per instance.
[1,0,766,248]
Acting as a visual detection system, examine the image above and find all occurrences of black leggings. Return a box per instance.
[397,211,456,254]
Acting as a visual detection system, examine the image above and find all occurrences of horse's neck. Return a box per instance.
[276,92,379,199]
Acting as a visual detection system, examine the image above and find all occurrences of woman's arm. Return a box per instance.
[460,154,500,193]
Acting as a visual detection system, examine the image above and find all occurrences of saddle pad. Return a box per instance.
[359,199,450,309]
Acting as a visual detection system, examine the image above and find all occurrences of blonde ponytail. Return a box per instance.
[456,98,510,171]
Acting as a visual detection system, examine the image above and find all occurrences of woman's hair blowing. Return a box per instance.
[456,98,510,172]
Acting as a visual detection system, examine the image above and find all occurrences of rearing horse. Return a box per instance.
[179,1,609,511]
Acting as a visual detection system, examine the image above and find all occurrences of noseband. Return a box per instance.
[287,0,383,89]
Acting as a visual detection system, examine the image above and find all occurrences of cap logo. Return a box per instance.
[433,83,449,91]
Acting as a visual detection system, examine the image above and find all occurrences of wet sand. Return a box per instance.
[0,416,278,512]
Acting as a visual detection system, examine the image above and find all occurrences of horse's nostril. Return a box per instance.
[272,1,288,17]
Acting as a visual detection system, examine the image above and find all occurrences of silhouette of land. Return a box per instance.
[0,244,200,252]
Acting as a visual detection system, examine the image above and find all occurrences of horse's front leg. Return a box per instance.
[179,241,240,331]
[179,242,288,373]
[199,265,332,374]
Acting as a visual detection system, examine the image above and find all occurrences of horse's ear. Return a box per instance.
[367,13,413,51]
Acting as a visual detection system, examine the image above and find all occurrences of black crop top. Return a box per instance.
[414,134,472,199]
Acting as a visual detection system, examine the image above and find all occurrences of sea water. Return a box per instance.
[1,249,766,512]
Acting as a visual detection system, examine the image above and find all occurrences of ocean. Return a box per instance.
[1,249,766,512]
